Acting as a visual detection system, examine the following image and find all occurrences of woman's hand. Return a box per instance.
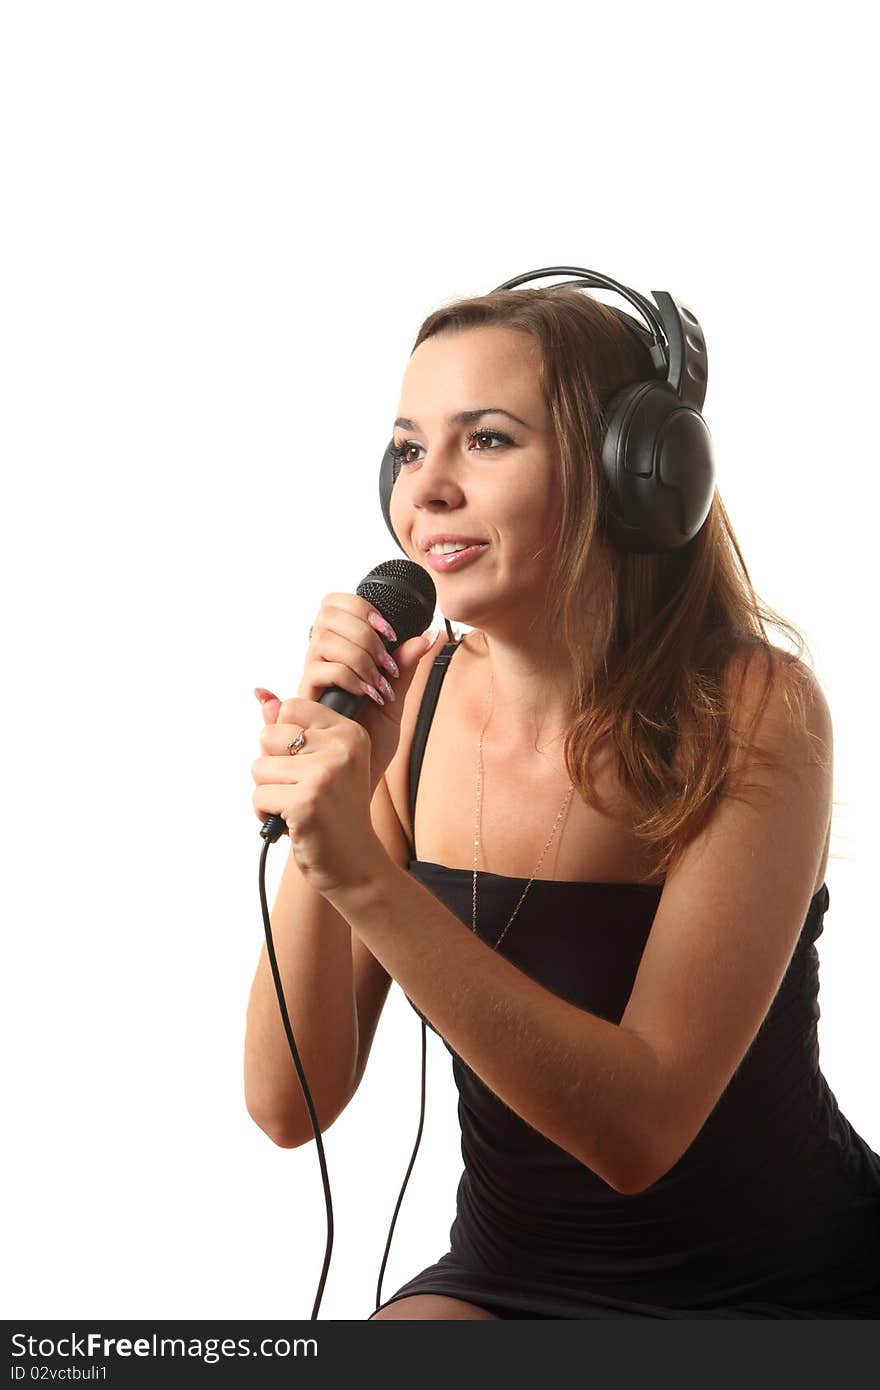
[251,697,389,895]
[268,592,436,790]
[251,592,439,893]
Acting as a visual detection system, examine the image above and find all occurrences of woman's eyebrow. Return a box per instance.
[394,407,531,430]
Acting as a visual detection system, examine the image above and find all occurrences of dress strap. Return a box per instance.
[408,639,462,859]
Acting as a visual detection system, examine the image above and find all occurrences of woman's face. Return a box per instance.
[389,326,563,632]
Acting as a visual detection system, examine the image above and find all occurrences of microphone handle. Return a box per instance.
[259,684,367,844]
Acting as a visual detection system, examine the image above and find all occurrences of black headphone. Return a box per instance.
[378,265,716,557]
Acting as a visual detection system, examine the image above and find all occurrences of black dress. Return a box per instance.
[373,640,880,1319]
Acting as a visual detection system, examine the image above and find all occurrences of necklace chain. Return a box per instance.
[472,657,575,949]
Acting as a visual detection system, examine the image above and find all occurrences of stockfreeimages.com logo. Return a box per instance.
[10,1330,316,1366]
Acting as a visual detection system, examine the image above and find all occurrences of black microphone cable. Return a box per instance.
[254,559,438,1320]
[257,828,334,1322]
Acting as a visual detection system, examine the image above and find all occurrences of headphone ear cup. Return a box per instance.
[600,382,715,553]
[379,439,408,554]
[377,383,716,557]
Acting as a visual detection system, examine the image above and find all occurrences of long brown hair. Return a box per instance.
[407,285,836,884]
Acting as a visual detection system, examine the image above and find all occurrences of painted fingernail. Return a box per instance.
[368,612,397,641]
[377,649,399,678]
[360,680,385,706]
[376,674,396,702]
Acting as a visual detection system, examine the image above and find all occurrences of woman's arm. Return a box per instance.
[244,846,360,1146]
[617,657,833,1178]
[323,657,833,1197]
[323,860,663,1195]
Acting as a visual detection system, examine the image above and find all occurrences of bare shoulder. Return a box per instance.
[721,641,832,768]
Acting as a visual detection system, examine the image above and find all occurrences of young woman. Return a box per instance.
[245,286,880,1319]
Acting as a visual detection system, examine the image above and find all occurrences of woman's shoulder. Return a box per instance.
[720,640,828,746]
[656,642,826,797]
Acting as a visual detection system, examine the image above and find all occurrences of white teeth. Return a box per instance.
[428,541,481,554]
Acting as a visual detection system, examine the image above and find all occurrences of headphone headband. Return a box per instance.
[489,265,707,413]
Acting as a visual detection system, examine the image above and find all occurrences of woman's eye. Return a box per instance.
[468,428,510,452]
[389,440,423,466]
[389,428,512,467]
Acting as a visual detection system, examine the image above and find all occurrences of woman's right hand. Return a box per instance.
[254,592,440,793]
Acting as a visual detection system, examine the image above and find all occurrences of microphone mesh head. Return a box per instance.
[357,559,437,642]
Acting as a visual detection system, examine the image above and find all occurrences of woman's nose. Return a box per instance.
[403,445,466,506]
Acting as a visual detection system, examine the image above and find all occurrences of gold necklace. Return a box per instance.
[472,657,575,949]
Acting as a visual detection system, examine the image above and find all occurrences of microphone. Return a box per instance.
[259,558,437,844]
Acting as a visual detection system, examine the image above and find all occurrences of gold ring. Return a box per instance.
[287,730,306,755]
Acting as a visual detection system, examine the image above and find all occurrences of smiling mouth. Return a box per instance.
[423,542,490,572]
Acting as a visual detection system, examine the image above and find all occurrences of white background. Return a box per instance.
[2,1,876,1322]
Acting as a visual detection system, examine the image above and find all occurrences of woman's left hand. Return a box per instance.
[251,694,388,896]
